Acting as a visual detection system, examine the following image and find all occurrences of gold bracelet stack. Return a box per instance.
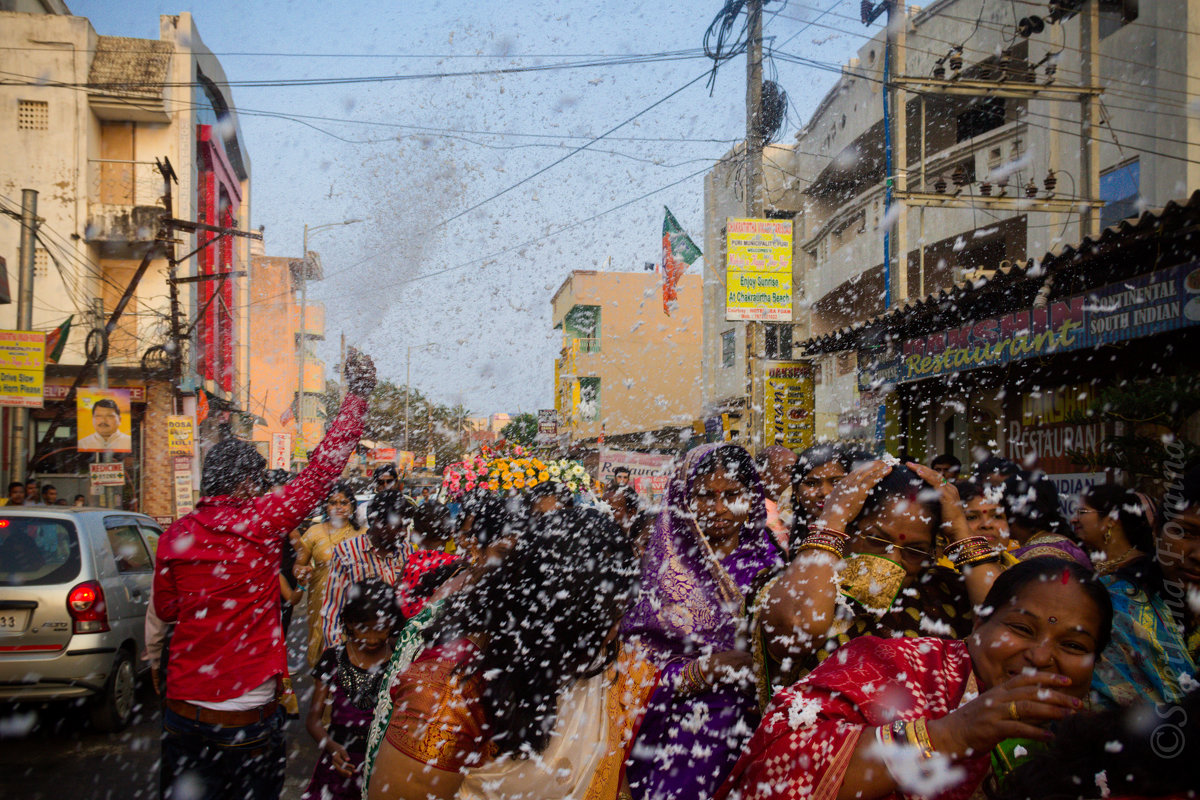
[944,535,1001,568]
[877,718,935,760]
[799,525,849,558]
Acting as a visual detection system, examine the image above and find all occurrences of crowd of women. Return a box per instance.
[297,441,1199,800]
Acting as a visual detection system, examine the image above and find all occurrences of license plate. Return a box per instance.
[0,610,31,634]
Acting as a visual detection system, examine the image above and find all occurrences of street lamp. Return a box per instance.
[297,219,362,461]
[404,342,438,453]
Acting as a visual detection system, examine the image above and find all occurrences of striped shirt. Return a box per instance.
[320,534,409,648]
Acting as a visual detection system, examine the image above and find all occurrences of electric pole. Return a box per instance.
[11,189,37,483]
[745,0,765,455]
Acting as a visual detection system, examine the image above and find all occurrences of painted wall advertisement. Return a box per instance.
[0,329,45,408]
[896,261,1200,383]
[725,217,793,321]
[77,388,132,453]
[764,360,815,450]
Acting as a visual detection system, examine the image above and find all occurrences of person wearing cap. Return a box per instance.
[152,351,375,800]
[319,489,412,652]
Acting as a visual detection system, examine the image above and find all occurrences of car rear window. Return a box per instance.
[0,517,80,586]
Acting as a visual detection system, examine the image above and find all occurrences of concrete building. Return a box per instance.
[0,8,252,516]
[246,241,326,466]
[553,270,702,442]
[703,0,1197,455]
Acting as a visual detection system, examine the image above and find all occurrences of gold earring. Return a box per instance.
[1103,527,1112,545]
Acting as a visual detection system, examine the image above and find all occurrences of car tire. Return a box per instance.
[89,648,136,732]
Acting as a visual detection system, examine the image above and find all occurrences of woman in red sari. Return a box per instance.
[718,558,1113,800]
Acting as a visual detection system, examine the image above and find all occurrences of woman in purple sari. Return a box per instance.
[622,443,784,800]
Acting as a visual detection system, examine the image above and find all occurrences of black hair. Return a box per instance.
[91,398,121,417]
[428,507,638,758]
[854,464,943,533]
[977,558,1113,654]
[974,455,1019,479]
[200,438,266,497]
[613,466,631,476]
[8,481,22,493]
[40,483,55,494]
[326,481,362,530]
[412,501,453,543]
[692,444,760,495]
[24,478,37,487]
[340,579,400,632]
[527,479,575,511]
[991,689,1200,800]
[263,469,291,488]
[366,488,412,528]
[953,478,985,504]
[458,488,520,549]
[372,463,399,481]
[1000,471,1069,537]
[931,453,962,470]
[1082,484,1155,553]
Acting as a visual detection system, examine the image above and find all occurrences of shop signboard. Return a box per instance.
[536,409,558,443]
[270,433,292,469]
[425,452,436,470]
[89,463,125,487]
[725,218,793,321]
[44,384,144,402]
[369,447,397,463]
[763,361,815,450]
[166,415,194,456]
[173,455,194,517]
[397,450,415,472]
[897,262,1200,383]
[0,329,45,408]
[597,447,674,490]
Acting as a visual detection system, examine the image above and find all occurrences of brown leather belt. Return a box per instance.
[166,698,278,727]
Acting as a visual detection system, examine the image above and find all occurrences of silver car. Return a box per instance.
[0,507,162,731]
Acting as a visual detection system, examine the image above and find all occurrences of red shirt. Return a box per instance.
[397,549,462,619]
[153,393,366,702]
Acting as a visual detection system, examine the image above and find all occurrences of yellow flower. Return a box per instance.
[502,481,512,491]
[488,479,499,491]
[538,471,549,482]
[525,468,535,477]
[532,458,545,470]
[513,477,526,489]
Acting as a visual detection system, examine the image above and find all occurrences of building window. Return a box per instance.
[565,304,600,353]
[1100,158,1140,228]
[1100,0,1137,38]
[17,100,48,130]
[579,377,600,422]
[956,97,1005,143]
[765,324,793,360]
[721,329,735,368]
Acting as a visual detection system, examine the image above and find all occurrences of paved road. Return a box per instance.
[0,610,322,800]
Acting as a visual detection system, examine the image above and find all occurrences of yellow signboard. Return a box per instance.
[0,329,46,408]
[167,415,194,456]
[764,360,815,450]
[725,218,793,321]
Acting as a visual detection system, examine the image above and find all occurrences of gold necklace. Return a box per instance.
[1095,546,1137,575]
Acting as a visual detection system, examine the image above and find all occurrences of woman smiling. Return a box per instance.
[718,559,1113,800]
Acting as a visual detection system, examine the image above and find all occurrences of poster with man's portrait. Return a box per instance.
[77,388,132,453]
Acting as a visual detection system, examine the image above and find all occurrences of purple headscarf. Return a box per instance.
[622,442,783,660]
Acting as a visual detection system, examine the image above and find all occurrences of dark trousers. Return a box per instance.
[160,706,286,800]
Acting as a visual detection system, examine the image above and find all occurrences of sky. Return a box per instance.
[71,0,874,417]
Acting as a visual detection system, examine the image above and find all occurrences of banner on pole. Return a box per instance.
[725,218,793,321]
[167,415,194,456]
[77,388,133,452]
[89,463,125,487]
[270,433,292,469]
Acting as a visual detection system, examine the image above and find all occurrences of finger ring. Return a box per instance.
[1008,701,1020,721]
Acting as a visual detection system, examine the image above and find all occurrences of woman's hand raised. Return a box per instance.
[906,461,973,544]
[815,460,894,532]
[927,670,1083,759]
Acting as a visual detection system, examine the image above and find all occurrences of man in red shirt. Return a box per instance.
[154,350,375,800]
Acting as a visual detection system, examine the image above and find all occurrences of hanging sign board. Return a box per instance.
[763,360,815,450]
[0,329,46,408]
[173,456,194,517]
[167,415,194,456]
[89,463,125,487]
[270,432,292,469]
[725,218,793,321]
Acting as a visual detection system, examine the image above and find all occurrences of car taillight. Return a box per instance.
[67,581,109,634]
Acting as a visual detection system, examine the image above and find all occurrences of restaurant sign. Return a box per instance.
[897,262,1200,383]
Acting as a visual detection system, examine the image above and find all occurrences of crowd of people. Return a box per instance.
[149,350,1199,800]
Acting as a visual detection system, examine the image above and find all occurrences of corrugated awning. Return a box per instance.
[800,190,1200,355]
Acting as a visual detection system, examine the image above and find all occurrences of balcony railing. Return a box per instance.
[85,158,166,244]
